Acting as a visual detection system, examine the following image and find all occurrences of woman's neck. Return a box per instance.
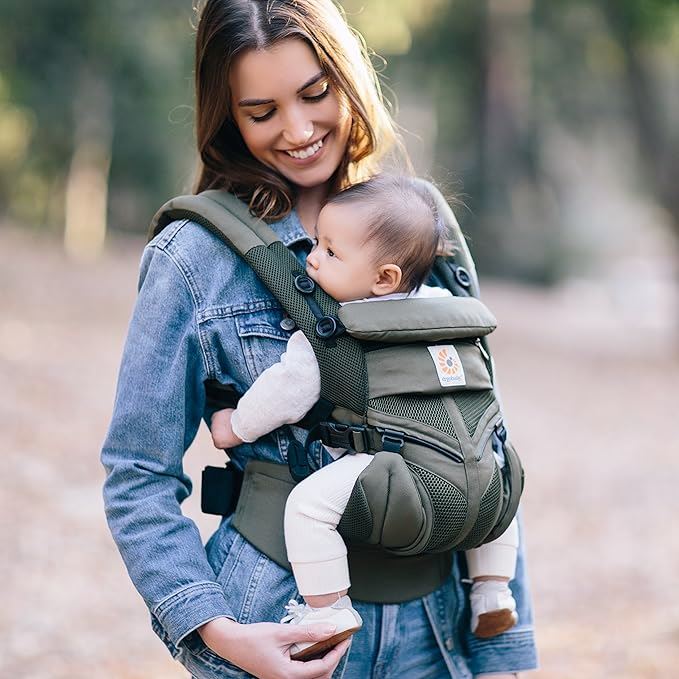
[295,184,330,236]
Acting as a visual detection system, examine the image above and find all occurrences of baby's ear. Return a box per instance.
[372,264,403,296]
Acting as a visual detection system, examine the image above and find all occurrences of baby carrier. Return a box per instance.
[149,182,524,600]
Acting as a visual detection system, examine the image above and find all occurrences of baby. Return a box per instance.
[211,175,519,659]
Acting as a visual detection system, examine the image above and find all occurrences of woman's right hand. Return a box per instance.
[198,616,351,679]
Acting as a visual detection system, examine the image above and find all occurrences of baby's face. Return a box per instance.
[305,202,382,303]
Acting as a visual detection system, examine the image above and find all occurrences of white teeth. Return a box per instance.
[286,138,323,159]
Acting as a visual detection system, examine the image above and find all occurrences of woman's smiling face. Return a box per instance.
[229,38,352,190]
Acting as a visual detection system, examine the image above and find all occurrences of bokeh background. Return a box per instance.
[1,1,678,677]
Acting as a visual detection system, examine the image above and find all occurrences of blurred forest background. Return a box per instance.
[1,1,679,678]
[1,0,678,284]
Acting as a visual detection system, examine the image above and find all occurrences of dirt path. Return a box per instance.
[1,226,677,678]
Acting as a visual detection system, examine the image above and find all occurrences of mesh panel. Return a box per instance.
[245,243,367,414]
[454,466,502,551]
[338,483,373,542]
[407,463,467,551]
[451,390,496,437]
[369,395,459,440]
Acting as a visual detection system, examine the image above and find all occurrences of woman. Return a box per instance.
[101,1,537,677]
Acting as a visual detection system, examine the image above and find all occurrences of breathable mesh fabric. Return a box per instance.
[407,462,467,552]
[454,465,502,551]
[245,242,367,414]
[337,482,373,543]
[369,395,459,441]
[452,390,496,437]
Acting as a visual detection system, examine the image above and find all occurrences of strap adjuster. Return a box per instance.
[376,427,405,453]
[320,422,369,452]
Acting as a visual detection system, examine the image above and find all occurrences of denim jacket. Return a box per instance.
[101,209,538,677]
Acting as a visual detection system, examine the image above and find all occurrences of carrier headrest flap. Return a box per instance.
[337,296,497,343]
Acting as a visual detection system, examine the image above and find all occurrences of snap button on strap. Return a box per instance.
[315,316,338,339]
[294,274,315,294]
[454,266,472,288]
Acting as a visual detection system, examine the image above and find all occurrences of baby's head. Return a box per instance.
[306,175,446,303]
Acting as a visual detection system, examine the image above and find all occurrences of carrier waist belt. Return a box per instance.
[231,459,452,604]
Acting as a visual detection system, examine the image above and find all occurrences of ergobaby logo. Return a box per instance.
[427,345,466,387]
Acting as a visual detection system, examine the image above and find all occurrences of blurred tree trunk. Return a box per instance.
[602,1,679,239]
[64,70,112,260]
[480,0,557,281]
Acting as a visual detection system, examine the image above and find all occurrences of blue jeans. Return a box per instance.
[179,598,451,678]
[343,599,452,678]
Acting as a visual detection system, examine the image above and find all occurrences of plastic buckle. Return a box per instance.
[288,438,311,482]
[495,420,507,443]
[322,423,369,452]
[378,428,405,453]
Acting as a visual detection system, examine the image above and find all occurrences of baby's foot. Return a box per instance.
[470,580,518,638]
[281,595,363,661]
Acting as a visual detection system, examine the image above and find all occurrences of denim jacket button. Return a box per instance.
[280,317,296,331]
[445,637,454,651]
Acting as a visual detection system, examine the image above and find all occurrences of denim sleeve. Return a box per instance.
[101,243,234,646]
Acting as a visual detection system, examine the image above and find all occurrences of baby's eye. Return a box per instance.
[327,248,335,258]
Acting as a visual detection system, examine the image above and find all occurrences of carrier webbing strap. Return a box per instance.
[149,191,368,416]
[231,459,452,603]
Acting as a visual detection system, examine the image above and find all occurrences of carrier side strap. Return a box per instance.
[231,459,452,603]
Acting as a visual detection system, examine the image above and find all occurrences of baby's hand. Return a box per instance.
[210,408,244,449]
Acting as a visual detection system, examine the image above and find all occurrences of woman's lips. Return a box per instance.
[278,132,330,166]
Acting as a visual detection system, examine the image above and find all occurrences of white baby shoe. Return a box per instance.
[470,580,518,638]
[281,595,363,661]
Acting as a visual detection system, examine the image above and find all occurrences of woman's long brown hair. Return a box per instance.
[193,0,408,221]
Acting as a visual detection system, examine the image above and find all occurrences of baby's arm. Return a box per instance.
[211,330,320,449]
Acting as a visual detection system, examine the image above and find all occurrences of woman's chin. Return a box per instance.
[279,163,336,189]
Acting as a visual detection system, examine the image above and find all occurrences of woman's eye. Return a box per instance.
[250,109,275,123]
[303,81,330,102]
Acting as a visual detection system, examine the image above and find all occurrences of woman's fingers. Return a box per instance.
[277,622,338,644]
[292,638,352,679]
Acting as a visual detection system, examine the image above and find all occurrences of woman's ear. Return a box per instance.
[372,264,403,296]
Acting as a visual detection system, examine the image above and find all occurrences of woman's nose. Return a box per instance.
[282,111,313,148]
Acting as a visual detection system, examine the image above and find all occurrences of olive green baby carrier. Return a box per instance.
[149,182,524,602]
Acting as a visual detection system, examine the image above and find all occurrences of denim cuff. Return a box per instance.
[153,581,236,646]
[466,625,538,676]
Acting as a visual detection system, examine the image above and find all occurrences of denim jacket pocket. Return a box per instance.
[235,305,291,382]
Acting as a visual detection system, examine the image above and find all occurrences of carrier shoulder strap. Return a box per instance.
[149,189,369,421]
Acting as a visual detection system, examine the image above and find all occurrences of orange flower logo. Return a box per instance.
[437,348,461,376]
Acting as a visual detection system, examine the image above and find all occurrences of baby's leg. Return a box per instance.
[284,452,372,602]
[465,517,520,638]
[466,517,519,581]
[282,453,371,660]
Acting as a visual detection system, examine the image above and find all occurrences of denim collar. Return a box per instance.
[268,210,314,249]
